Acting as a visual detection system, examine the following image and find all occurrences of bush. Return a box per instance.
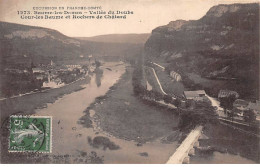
[163,95,172,104]
[243,109,256,123]
[173,98,182,107]
[88,136,120,150]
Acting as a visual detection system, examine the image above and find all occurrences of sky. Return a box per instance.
[0,0,257,37]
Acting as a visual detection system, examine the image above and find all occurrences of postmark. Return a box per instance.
[8,115,52,153]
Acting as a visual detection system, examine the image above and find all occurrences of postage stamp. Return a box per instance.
[9,115,52,153]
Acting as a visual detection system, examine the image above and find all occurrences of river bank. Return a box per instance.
[190,122,259,164]
[84,66,181,143]
[0,76,91,124]
[79,66,181,163]
[145,61,259,164]
[0,76,92,163]
[1,62,180,164]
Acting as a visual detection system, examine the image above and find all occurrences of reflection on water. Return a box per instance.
[95,67,104,87]
[191,152,256,164]
[191,122,259,164]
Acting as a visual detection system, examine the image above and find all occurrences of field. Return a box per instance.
[144,67,162,93]
[152,66,185,97]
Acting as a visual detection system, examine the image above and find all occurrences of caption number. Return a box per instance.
[17,11,31,15]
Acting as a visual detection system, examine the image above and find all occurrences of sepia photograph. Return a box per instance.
[0,0,259,164]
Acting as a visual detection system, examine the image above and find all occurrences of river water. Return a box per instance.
[190,122,258,164]
[34,62,178,163]
[2,61,256,164]
[191,152,256,164]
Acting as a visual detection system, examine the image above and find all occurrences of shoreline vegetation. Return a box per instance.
[0,75,91,123]
[133,57,219,132]
[0,75,107,163]
[134,57,259,163]
[80,61,216,146]
[80,65,182,144]
[0,61,258,163]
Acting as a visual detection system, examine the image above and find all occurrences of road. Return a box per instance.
[205,94,226,117]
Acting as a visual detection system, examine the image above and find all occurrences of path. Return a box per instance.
[148,66,167,95]
[150,62,165,71]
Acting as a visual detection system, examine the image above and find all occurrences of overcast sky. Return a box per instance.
[0,0,257,37]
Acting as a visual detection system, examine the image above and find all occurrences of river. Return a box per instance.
[1,62,257,164]
[32,62,178,163]
[190,122,259,164]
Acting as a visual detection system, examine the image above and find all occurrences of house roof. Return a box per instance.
[184,91,199,98]
[196,90,206,95]
[184,90,206,98]
[32,68,41,70]
[233,99,248,106]
[218,90,239,98]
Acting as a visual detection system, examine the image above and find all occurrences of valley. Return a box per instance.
[0,2,259,164]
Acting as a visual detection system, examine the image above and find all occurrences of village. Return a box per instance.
[1,56,99,98]
[139,61,260,132]
[183,89,260,126]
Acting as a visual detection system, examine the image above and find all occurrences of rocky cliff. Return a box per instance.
[145,3,259,99]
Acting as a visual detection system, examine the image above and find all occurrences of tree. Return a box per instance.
[151,90,163,101]
[95,60,101,68]
[185,99,195,109]
[227,110,235,121]
[163,95,172,104]
[173,98,182,108]
[133,84,145,96]
[178,101,218,131]
[243,109,256,124]
[219,94,237,114]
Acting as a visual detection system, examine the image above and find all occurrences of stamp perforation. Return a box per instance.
[8,115,52,153]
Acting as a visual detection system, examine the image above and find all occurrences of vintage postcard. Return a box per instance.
[0,0,259,164]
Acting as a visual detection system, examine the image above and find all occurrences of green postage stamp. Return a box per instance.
[9,115,52,153]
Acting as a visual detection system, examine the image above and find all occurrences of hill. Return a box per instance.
[0,22,144,69]
[0,21,145,97]
[144,3,259,100]
[0,21,86,68]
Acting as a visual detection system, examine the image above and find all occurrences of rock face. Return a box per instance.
[145,3,259,99]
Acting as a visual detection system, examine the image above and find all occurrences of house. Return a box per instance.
[58,66,69,72]
[196,90,206,97]
[65,65,82,69]
[233,99,249,110]
[232,99,249,116]
[247,100,260,113]
[170,71,182,81]
[218,90,239,99]
[184,90,206,101]
[32,68,45,73]
[36,74,44,80]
